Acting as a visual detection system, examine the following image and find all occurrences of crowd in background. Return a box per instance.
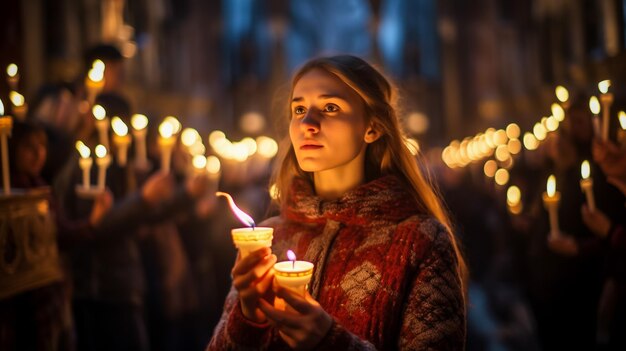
[0,42,625,351]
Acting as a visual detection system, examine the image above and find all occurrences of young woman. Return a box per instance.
[208,55,466,350]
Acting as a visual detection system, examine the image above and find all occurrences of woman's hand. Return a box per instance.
[89,190,113,226]
[581,205,612,238]
[547,234,578,256]
[232,247,277,323]
[258,288,333,350]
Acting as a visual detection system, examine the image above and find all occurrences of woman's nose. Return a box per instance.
[301,110,320,134]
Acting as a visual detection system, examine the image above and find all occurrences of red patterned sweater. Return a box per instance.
[207,175,466,350]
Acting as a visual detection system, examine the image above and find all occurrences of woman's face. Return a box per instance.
[289,68,372,174]
[16,134,47,178]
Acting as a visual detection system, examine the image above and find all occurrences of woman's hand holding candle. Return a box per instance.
[581,206,612,238]
[258,288,333,350]
[231,247,277,323]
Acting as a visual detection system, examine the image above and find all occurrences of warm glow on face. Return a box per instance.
[495,168,509,186]
[75,141,91,158]
[505,123,520,139]
[555,86,569,103]
[581,160,590,179]
[181,128,200,147]
[192,154,207,169]
[163,116,181,134]
[92,105,106,120]
[551,103,565,122]
[589,96,600,115]
[131,114,148,130]
[88,68,104,82]
[0,99,4,115]
[9,91,24,107]
[95,144,107,158]
[287,250,296,261]
[159,121,174,138]
[111,117,129,136]
[206,155,221,174]
[598,80,611,94]
[6,63,17,77]
[256,136,278,158]
[507,185,521,205]
[546,175,556,197]
[215,191,255,227]
[619,111,626,130]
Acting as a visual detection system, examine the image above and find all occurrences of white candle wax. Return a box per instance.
[79,157,93,189]
[543,175,561,239]
[231,227,273,258]
[95,145,111,190]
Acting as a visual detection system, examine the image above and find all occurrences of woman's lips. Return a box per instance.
[300,144,323,150]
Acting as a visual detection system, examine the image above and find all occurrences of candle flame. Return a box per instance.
[619,111,626,130]
[92,105,106,120]
[158,121,174,138]
[551,103,565,122]
[287,250,296,261]
[589,96,600,115]
[0,99,4,115]
[555,86,569,103]
[547,175,556,197]
[6,63,18,77]
[507,185,521,205]
[192,154,207,169]
[9,91,24,107]
[581,160,590,179]
[75,141,91,158]
[206,156,221,174]
[598,80,611,94]
[256,136,278,158]
[92,59,105,72]
[163,116,181,134]
[181,128,200,147]
[111,117,129,136]
[95,144,107,158]
[215,192,255,227]
[131,114,148,130]
[88,68,104,82]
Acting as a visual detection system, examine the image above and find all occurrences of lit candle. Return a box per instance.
[598,80,613,141]
[589,96,601,138]
[6,63,19,91]
[95,144,111,190]
[555,85,570,110]
[76,141,92,189]
[131,114,149,169]
[618,111,626,148]
[216,191,273,258]
[273,250,314,311]
[85,60,105,104]
[542,175,561,239]
[181,128,200,151]
[158,120,176,173]
[111,116,131,167]
[9,91,27,121]
[580,160,595,212]
[92,104,109,149]
[192,154,207,174]
[0,99,12,195]
[506,185,523,215]
[206,155,221,180]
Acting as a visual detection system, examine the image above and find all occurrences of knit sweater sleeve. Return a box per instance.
[314,219,466,350]
[206,286,273,350]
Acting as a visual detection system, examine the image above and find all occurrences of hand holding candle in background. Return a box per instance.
[542,175,561,239]
[579,160,596,212]
[111,116,131,167]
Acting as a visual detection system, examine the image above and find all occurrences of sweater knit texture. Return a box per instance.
[207,175,466,350]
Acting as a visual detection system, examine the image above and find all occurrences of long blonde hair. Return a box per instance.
[271,55,467,291]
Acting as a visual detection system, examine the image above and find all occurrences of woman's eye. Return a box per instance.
[324,104,339,113]
[293,106,306,115]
